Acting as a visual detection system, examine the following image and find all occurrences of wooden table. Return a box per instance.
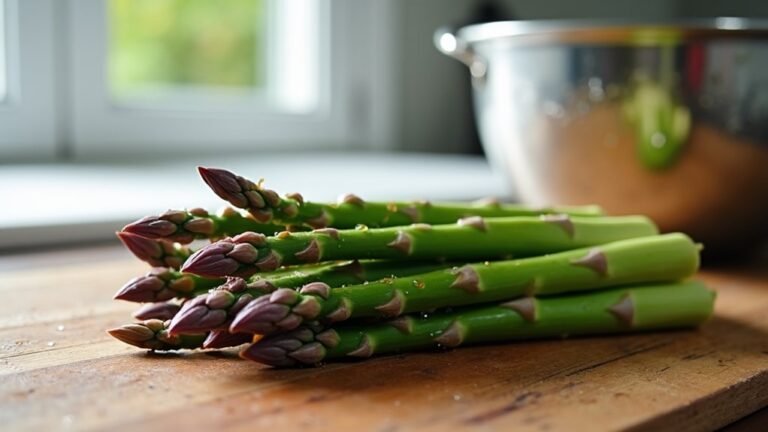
[1,245,767,431]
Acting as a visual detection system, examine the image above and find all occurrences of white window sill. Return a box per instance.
[0,152,509,249]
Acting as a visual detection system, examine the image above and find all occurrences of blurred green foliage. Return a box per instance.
[109,0,264,94]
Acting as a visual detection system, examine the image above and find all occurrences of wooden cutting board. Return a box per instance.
[1,245,767,431]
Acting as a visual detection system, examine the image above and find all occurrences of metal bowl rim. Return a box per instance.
[457,17,768,44]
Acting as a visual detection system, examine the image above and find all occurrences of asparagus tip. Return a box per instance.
[114,274,168,303]
[107,323,156,347]
[181,241,240,277]
[116,231,161,262]
[122,216,177,239]
[198,166,252,209]
[167,295,228,335]
[240,328,321,367]
[229,295,292,335]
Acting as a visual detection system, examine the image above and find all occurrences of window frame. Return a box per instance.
[0,0,58,161]
[65,0,397,158]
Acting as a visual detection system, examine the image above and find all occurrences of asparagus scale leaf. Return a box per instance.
[229,233,699,334]
[241,281,715,367]
[181,215,658,278]
[198,166,604,228]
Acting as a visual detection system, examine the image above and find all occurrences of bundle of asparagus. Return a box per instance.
[109,167,715,368]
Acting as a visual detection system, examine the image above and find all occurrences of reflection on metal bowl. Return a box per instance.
[436,19,768,253]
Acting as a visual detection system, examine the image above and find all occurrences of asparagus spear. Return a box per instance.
[114,260,448,303]
[122,207,286,244]
[242,281,715,367]
[168,260,452,334]
[108,319,206,350]
[132,301,182,321]
[181,215,658,278]
[107,319,251,351]
[116,232,193,269]
[114,268,223,302]
[229,233,699,334]
[198,166,604,227]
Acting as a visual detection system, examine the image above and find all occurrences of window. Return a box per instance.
[0,0,57,160]
[0,0,7,102]
[0,0,396,161]
[108,1,272,108]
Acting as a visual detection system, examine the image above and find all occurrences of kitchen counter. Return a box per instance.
[1,245,767,431]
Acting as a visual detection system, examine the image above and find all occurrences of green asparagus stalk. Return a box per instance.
[107,319,251,351]
[241,281,715,367]
[198,167,604,227]
[168,260,452,334]
[116,232,193,269]
[181,215,658,278]
[122,207,287,244]
[229,233,699,334]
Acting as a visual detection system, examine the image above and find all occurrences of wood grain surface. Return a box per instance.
[1,245,767,432]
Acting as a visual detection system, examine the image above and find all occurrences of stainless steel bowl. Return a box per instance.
[436,19,768,253]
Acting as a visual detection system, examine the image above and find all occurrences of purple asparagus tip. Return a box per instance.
[168,295,229,335]
[181,241,241,277]
[114,274,170,302]
[107,322,158,347]
[117,231,162,263]
[198,166,249,208]
[132,302,181,321]
[202,331,253,349]
[122,216,178,239]
[229,293,293,335]
[240,327,325,367]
